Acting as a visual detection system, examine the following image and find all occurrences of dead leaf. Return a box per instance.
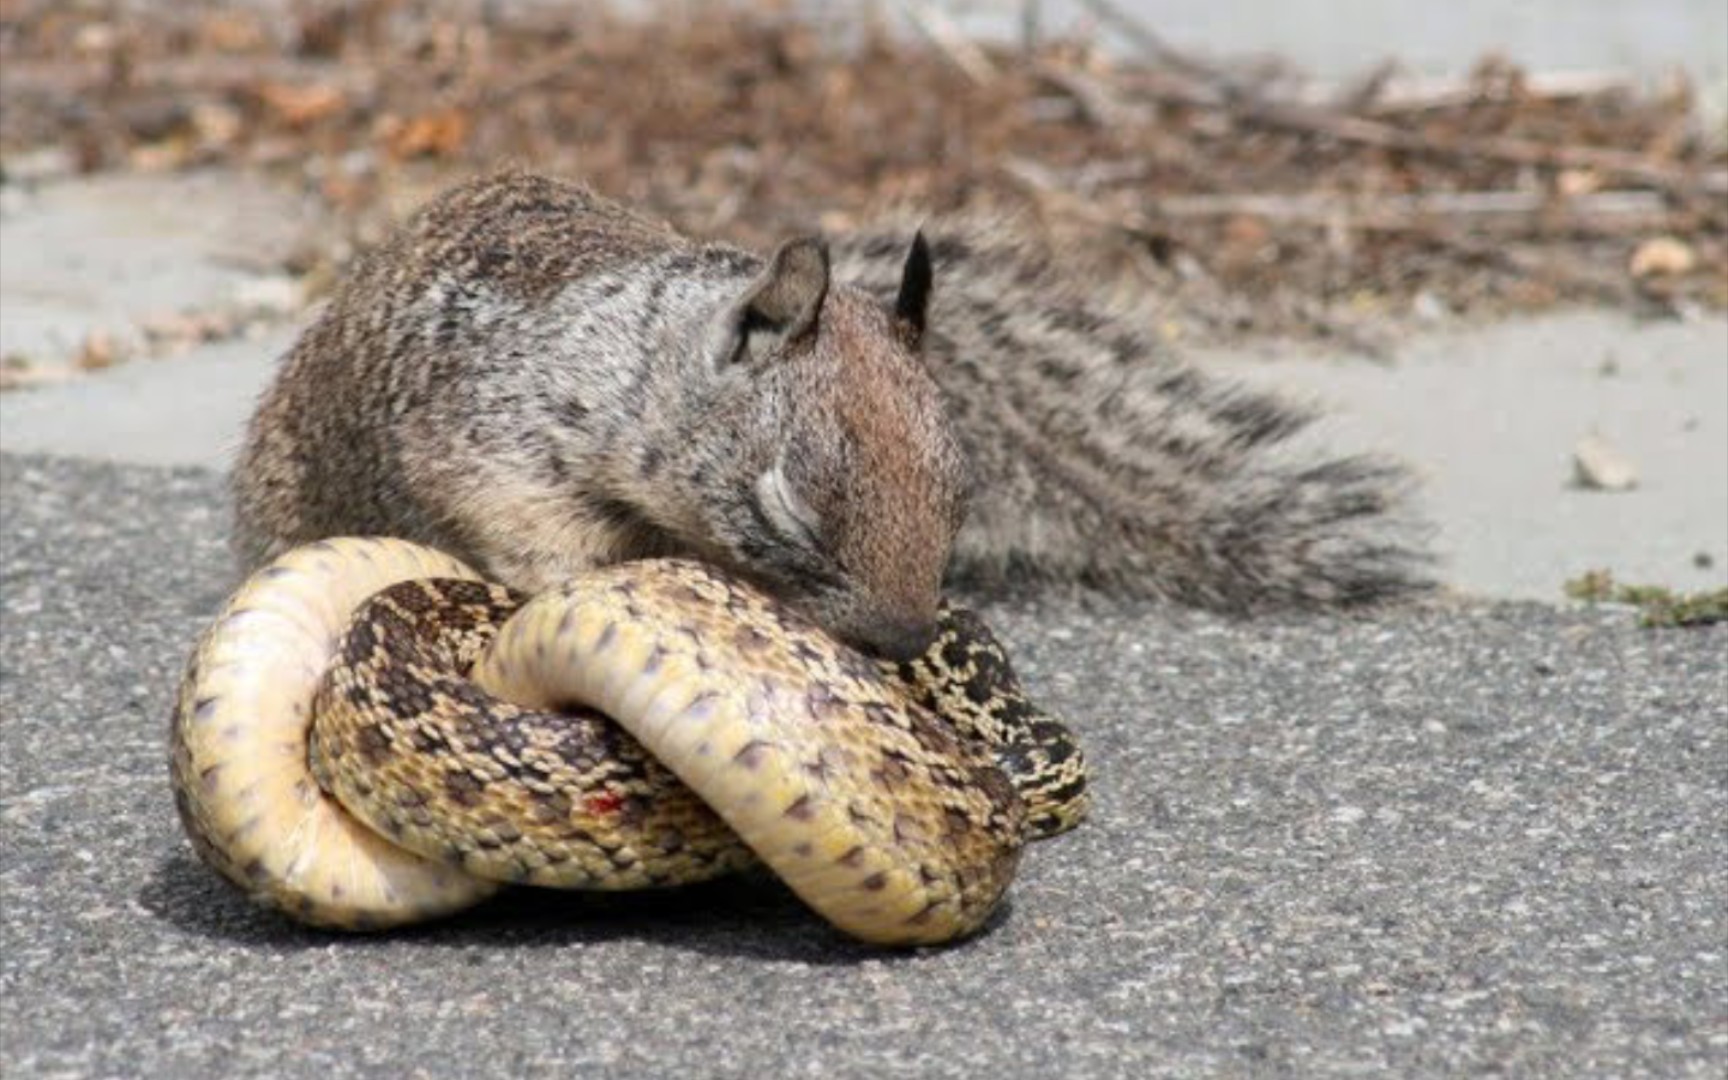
[1555,169,1601,197]
[127,139,189,172]
[1629,236,1697,278]
[74,330,123,371]
[384,108,472,160]
[191,101,244,147]
[258,82,347,128]
[198,11,269,54]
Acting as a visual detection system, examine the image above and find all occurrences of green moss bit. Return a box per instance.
[1564,570,1728,628]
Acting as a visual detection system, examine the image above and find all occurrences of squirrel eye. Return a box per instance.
[755,465,821,547]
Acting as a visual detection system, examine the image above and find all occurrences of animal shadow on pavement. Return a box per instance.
[140,850,1014,963]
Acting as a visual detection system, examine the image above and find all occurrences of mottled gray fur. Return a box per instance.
[236,171,1428,659]
[829,222,1431,609]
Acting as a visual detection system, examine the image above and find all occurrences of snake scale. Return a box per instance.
[170,537,1088,946]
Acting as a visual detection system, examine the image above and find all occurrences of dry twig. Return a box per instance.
[896,1,999,84]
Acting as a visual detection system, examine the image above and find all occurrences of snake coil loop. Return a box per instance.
[170,538,1088,945]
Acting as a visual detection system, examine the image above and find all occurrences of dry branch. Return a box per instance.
[1070,2,1714,201]
[1359,70,1641,115]
[1006,157,1692,238]
[1149,189,1676,228]
[896,1,1000,84]
[1074,0,1241,92]
[1237,97,1713,199]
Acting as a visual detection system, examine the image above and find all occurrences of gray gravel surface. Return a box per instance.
[2,452,1724,1079]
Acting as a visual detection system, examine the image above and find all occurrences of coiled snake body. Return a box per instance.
[170,538,1088,946]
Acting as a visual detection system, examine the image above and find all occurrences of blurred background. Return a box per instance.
[1,0,1724,604]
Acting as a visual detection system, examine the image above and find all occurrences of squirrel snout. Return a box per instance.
[853,614,939,663]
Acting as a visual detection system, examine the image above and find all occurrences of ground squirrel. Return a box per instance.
[235,172,1427,657]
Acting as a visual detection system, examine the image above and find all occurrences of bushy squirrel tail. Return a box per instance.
[832,221,1434,611]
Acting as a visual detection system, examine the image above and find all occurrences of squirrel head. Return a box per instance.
[664,233,966,660]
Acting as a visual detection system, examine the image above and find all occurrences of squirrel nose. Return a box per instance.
[857,615,938,662]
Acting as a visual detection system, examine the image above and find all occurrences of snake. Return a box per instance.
[169,537,1088,946]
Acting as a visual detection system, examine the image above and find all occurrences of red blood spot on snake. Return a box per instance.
[584,791,624,816]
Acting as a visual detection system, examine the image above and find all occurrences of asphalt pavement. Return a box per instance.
[2,452,1723,1079]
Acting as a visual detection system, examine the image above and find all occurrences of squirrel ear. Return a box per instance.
[737,236,829,358]
[894,231,933,346]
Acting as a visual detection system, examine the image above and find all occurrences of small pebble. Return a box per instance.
[1573,433,1639,491]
